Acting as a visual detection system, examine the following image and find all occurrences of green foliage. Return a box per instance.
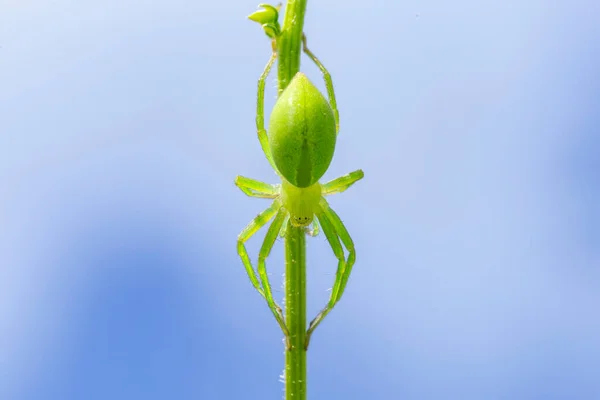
[247,3,281,39]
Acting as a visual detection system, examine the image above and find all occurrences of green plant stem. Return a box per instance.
[277,2,308,399]
[285,226,306,400]
[277,0,307,94]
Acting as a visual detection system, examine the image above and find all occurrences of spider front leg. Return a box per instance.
[325,206,356,298]
[256,207,292,349]
[279,215,290,238]
[256,40,279,171]
[305,198,356,349]
[237,200,290,346]
[302,34,339,133]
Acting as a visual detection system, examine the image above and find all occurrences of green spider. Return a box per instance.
[237,9,364,349]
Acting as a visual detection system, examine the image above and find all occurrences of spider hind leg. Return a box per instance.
[302,34,339,133]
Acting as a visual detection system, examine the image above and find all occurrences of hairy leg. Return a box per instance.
[279,215,290,238]
[302,34,339,133]
[237,200,288,340]
[305,204,347,349]
[235,175,280,198]
[324,206,356,300]
[257,207,291,347]
[256,41,279,171]
[321,169,364,196]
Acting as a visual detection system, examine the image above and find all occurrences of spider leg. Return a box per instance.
[324,205,356,300]
[302,34,339,133]
[257,207,292,348]
[305,202,346,348]
[305,199,356,349]
[237,200,290,344]
[279,215,290,238]
[256,41,279,171]
[235,175,280,198]
[321,169,365,196]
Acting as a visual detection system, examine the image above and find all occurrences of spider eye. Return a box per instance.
[291,215,312,227]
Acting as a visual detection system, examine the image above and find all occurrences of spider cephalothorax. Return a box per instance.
[280,178,321,227]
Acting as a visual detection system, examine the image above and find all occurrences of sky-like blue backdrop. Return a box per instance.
[1,1,599,399]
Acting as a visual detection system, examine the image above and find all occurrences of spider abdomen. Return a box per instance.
[268,72,336,188]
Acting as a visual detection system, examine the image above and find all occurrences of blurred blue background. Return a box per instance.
[1,1,599,399]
